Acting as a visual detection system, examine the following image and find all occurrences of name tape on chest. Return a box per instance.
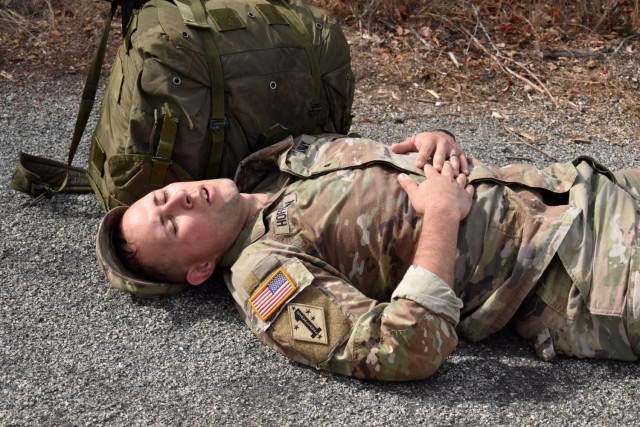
[275,193,296,235]
[288,303,328,345]
[249,268,297,321]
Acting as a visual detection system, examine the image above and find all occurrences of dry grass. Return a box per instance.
[1,0,638,118]
[317,0,640,35]
[2,0,638,35]
[1,0,57,31]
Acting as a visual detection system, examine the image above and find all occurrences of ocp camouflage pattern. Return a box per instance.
[220,135,640,380]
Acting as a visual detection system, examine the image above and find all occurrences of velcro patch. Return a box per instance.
[268,286,352,366]
[249,268,297,321]
[289,303,328,345]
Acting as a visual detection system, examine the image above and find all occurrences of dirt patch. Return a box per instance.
[1,0,638,142]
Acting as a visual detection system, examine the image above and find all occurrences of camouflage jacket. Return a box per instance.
[220,134,640,380]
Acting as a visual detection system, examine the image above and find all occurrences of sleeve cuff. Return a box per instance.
[391,265,463,325]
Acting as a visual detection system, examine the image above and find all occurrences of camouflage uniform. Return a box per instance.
[219,134,640,381]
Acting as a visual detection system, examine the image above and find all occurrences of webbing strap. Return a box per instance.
[175,0,226,179]
[57,0,119,198]
[150,104,178,188]
[268,0,321,133]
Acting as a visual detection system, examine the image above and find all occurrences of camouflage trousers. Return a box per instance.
[513,168,640,363]
[513,262,640,362]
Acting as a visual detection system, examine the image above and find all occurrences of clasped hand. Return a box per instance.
[397,161,474,222]
[391,131,469,176]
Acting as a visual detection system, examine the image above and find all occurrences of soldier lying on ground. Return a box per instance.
[96,130,640,381]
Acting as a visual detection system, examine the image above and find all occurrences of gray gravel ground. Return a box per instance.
[2,73,640,426]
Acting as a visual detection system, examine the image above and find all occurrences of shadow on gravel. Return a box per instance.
[129,274,240,330]
[298,328,637,407]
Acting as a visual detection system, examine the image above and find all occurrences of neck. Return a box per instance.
[240,192,268,228]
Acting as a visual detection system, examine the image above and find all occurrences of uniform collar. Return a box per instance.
[220,189,286,267]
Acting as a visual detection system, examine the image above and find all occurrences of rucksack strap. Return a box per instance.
[10,152,93,205]
[10,0,119,204]
[174,0,226,179]
[150,104,179,188]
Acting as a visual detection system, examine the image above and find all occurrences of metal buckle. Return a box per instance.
[209,117,228,134]
[152,155,172,165]
[308,104,322,118]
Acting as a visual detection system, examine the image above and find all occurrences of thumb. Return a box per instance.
[397,173,418,196]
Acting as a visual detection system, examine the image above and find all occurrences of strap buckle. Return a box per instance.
[209,118,228,134]
[308,103,322,118]
[152,155,173,166]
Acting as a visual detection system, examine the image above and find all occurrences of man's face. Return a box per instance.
[121,179,244,284]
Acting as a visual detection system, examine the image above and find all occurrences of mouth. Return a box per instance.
[200,186,211,205]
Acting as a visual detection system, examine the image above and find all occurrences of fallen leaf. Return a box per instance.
[448,52,460,68]
[1,70,13,80]
[418,26,433,39]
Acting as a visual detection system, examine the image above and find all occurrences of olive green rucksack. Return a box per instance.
[11,0,355,210]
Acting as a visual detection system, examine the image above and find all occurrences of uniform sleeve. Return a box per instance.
[325,264,462,381]
[228,243,463,381]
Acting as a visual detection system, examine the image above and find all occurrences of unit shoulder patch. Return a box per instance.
[288,303,328,345]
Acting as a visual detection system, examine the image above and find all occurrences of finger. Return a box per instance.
[422,163,438,179]
[465,184,475,198]
[459,153,470,175]
[440,160,455,178]
[390,137,415,154]
[415,136,436,168]
[449,155,461,177]
[431,145,447,172]
[455,173,467,187]
[397,173,419,197]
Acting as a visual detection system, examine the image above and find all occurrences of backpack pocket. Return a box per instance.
[321,61,355,134]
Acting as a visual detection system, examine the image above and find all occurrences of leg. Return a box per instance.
[513,256,638,362]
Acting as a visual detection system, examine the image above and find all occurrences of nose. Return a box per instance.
[164,189,193,212]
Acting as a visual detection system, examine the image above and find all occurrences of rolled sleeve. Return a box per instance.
[391,265,463,325]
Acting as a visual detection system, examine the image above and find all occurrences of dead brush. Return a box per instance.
[0,0,55,33]
[315,0,639,34]
[0,0,98,35]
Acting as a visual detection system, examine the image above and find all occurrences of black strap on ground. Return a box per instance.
[10,0,120,205]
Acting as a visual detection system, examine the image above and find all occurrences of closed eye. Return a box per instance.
[168,215,178,235]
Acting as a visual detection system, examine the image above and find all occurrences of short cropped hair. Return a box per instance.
[115,216,186,284]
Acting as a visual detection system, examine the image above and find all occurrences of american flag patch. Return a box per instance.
[249,268,297,321]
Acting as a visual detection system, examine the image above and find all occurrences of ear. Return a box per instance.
[186,260,215,286]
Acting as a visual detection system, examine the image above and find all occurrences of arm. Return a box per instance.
[331,161,474,380]
[231,163,474,381]
[397,161,474,287]
[391,131,469,176]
